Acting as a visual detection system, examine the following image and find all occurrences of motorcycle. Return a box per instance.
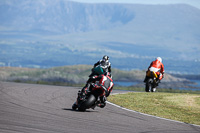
[72,83,109,111]
[145,71,159,92]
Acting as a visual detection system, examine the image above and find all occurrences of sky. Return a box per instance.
[71,0,200,9]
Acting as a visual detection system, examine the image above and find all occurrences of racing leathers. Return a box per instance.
[144,58,165,83]
[88,59,112,82]
[94,59,111,74]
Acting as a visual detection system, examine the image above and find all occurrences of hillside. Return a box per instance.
[0,65,194,90]
[0,0,200,74]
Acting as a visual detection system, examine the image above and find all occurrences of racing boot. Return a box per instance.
[97,96,106,108]
[98,102,106,108]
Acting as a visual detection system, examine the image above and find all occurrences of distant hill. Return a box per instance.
[0,0,200,73]
[0,65,191,89]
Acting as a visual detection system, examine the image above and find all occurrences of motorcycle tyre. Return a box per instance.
[72,103,78,110]
[78,94,96,111]
[145,78,153,92]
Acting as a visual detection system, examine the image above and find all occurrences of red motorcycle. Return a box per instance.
[72,82,112,111]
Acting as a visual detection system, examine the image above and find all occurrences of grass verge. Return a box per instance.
[108,92,200,125]
[114,86,200,94]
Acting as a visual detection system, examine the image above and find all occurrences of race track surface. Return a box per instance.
[0,82,200,133]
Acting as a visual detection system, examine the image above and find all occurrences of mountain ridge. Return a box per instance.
[0,0,200,73]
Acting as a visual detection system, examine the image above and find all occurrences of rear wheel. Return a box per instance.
[145,78,153,92]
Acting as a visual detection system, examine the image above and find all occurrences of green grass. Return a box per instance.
[108,92,200,125]
[114,86,200,94]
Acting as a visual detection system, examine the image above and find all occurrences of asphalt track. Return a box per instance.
[0,82,200,133]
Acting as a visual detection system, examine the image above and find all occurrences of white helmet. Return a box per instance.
[156,57,162,63]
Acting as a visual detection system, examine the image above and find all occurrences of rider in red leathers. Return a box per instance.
[144,57,165,83]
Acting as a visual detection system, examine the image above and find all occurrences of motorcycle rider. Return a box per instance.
[144,57,165,84]
[89,55,111,77]
[73,72,114,109]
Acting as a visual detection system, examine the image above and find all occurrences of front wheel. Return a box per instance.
[72,103,78,110]
[78,94,96,111]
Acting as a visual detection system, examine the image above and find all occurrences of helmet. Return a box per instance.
[156,57,162,63]
[103,55,109,61]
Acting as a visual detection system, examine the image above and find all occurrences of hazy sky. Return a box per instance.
[71,0,200,9]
